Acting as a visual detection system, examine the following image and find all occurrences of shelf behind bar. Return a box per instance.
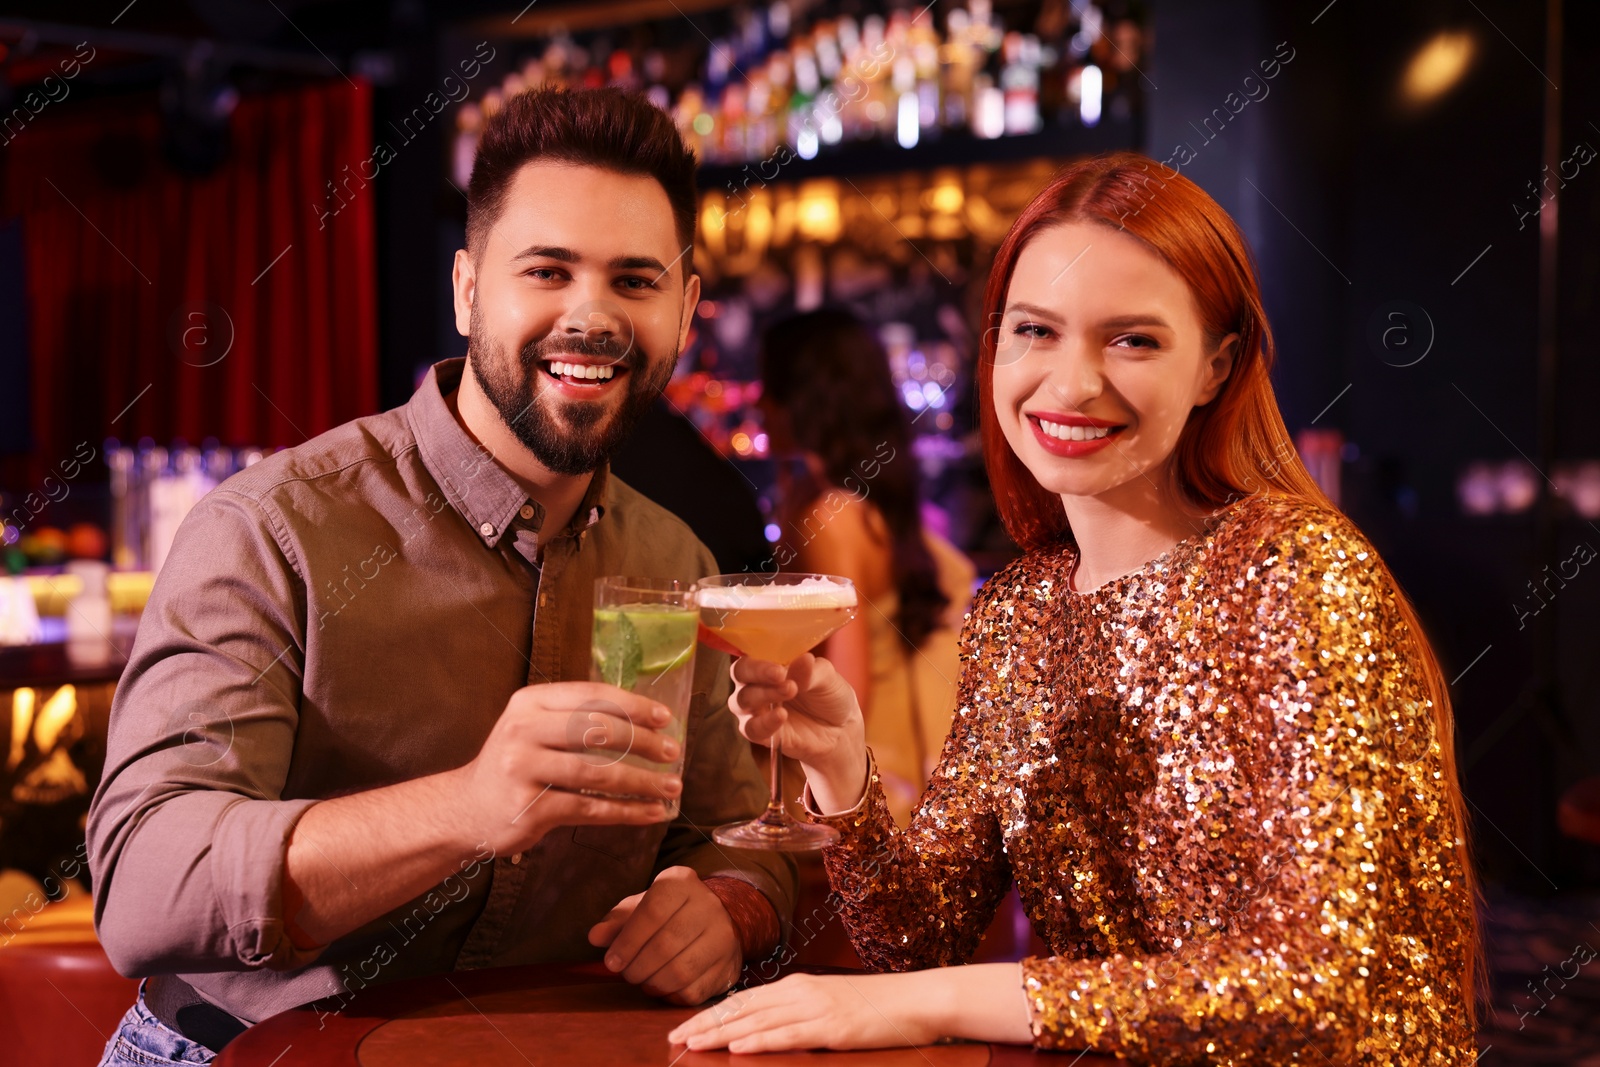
[461,0,735,39]
[0,640,130,689]
[435,114,1141,222]
[695,114,1141,189]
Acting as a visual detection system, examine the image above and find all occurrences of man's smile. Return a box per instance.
[540,355,630,395]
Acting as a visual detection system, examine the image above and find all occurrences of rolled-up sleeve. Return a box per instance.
[87,488,324,976]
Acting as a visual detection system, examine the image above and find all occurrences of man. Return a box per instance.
[88,87,794,1065]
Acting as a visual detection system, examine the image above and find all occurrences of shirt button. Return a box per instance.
[519,504,535,520]
[480,522,495,537]
[510,852,523,865]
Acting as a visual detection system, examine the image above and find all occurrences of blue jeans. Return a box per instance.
[97,979,217,1066]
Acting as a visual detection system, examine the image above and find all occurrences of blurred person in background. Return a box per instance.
[758,308,975,825]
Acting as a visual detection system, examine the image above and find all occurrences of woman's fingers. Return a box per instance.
[667,1001,720,1043]
[730,656,789,686]
[784,652,817,689]
[670,990,793,1049]
[730,702,787,745]
[731,680,797,708]
[728,1021,826,1054]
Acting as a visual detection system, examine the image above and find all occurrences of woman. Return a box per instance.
[759,309,976,825]
[671,153,1479,1062]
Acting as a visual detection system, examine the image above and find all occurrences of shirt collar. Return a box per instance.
[573,461,610,535]
[407,357,608,550]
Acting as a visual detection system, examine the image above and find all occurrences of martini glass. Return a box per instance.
[694,573,858,850]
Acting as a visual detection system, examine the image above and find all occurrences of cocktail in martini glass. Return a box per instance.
[694,573,858,850]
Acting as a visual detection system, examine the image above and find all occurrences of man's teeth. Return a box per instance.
[1038,419,1114,441]
[548,361,616,381]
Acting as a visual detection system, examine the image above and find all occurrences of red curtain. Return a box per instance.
[1,77,378,485]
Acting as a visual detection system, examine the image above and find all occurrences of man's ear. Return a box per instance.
[678,272,702,354]
[452,248,477,338]
[1196,332,1240,406]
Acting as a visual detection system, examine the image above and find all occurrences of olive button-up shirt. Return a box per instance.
[87,357,794,1025]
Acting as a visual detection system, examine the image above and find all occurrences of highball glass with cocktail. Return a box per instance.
[589,577,699,818]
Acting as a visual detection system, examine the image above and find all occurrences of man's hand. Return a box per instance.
[450,682,682,856]
[587,866,742,1005]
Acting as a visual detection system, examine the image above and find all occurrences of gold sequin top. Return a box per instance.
[812,492,1476,1064]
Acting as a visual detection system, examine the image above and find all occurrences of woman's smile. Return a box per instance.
[1025,412,1130,457]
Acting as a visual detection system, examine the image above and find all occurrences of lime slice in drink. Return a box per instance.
[593,606,696,689]
[628,607,698,675]
[593,609,644,690]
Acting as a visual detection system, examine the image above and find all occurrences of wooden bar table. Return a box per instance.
[215,962,1117,1066]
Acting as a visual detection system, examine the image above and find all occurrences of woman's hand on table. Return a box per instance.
[668,971,939,1053]
[587,866,742,1006]
[668,964,1035,1053]
[728,652,869,813]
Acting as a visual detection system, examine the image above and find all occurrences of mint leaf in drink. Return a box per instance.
[593,608,643,690]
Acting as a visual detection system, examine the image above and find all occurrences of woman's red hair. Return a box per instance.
[975,150,1481,1018]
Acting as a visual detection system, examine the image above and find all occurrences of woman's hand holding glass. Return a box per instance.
[727,651,871,815]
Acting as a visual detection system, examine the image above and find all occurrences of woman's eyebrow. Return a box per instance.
[1002,305,1173,331]
[1094,314,1172,330]
[1003,302,1063,321]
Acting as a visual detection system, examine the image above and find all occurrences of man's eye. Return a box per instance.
[525,267,562,281]
[618,276,658,291]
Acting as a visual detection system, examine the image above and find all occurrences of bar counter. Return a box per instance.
[215,961,1117,1066]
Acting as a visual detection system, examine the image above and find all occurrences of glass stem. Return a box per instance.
[765,710,790,824]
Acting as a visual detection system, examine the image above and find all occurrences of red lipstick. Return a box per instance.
[1025,412,1127,457]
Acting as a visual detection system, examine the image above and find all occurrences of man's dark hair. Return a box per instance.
[466,87,698,280]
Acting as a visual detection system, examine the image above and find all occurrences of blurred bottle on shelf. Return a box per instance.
[449,0,1126,171]
[64,559,113,664]
[106,440,267,575]
[1000,32,1043,135]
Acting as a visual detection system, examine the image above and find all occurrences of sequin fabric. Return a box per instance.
[811,493,1475,1063]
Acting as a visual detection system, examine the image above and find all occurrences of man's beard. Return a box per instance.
[466,304,676,477]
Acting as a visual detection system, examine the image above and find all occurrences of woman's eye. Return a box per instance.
[1012,323,1051,339]
[1114,334,1159,350]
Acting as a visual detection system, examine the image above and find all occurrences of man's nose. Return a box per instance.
[560,272,631,339]
[562,300,621,341]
